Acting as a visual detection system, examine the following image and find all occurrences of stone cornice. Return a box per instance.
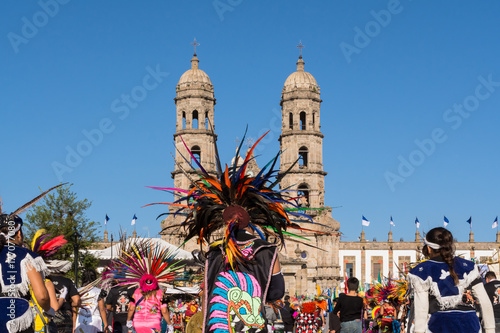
[279,131,324,140]
[173,130,218,138]
[278,169,328,176]
[174,94,216,103]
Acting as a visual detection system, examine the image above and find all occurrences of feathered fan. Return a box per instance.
[103,238,186,291]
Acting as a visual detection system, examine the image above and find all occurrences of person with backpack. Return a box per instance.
[74,269,108,333]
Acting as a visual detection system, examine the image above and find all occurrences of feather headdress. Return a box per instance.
[368,278,408,306]
[30,229,67,258]
[103,238,186,292]
[146,128,333,269]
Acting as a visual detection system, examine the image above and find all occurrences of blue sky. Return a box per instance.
[1,1,500,245]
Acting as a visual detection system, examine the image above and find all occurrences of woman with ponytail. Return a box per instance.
[408,227,494,333]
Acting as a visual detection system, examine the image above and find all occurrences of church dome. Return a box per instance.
[178,55,212,86]
[283,57,318,92]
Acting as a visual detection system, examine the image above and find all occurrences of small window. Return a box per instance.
[182,111,186,129]
[205,112,209,130]
[346,263,354,278]
[191,146,201,165]
[193,110,199,129]
[300,111,306,130]
[289,113,293,130]
[297,184,310,208]
[299,146,308,168]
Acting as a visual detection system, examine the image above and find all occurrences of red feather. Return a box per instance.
[39,235,67,256]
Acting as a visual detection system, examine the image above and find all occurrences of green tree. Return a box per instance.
[25,184,100,279]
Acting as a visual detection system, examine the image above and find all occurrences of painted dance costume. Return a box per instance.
[204,230,278,333]
[408,256,494,333]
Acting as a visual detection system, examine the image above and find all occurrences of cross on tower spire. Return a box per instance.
[297,40,304,59]
[191,38,200,56]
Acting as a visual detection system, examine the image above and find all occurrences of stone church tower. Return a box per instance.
[159,45,341,295]
[161,50,217,249]
[278,53,341,294]
[279,55,325,208]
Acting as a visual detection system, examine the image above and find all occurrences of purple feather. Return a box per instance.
[179,135,208,175]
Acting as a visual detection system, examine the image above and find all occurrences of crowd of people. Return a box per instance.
[2,141,500,333]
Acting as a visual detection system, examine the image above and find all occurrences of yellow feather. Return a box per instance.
[31,229,47,250]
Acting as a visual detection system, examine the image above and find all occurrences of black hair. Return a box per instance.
[347,277,359,292]
[0,214,23,251]
[485,271,497,280]
[81,269,98,286]
[423,227,458,285]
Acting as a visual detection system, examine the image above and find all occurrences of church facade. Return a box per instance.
[159,49,342,296]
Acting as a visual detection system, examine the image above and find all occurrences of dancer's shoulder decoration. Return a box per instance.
[146,128,335,269]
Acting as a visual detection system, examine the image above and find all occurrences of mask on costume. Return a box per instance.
[140,274,159,292]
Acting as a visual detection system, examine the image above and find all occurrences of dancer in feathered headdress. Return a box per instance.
[367,278,406,333]
[103,238,186,333]
[147,128,333,333]
[0,184,64,333]
[29,229,69,333]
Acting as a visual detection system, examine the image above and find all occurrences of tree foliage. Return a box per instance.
[25,184,99,260]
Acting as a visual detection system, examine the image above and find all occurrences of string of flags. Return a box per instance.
[359,215,498,229]
[103,214,138,226]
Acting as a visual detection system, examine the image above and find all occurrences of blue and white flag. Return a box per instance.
[105,214,109,226]
[444,216,449,227]
[390,216,395,227]
[492,216,498,229]
[131,214,137,226]
[415,217,420,229]
[362,215,370,227]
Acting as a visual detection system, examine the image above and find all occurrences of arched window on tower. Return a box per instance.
[289,113,293,130]
[299,146,308,168]
[191,145,201,166]
[182,111,186,129]
[300,111,306,130]
[205,112,209,130]
[192,110,199,129]
[312,112,315,129]
[297,184,310,208]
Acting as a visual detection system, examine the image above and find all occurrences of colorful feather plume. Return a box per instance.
[368,278,408,306]
[103,238,186,291]
[30,229,67,258]
[147,128,334,269]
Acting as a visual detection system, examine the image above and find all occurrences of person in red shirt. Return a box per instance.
[184,299,199,325]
